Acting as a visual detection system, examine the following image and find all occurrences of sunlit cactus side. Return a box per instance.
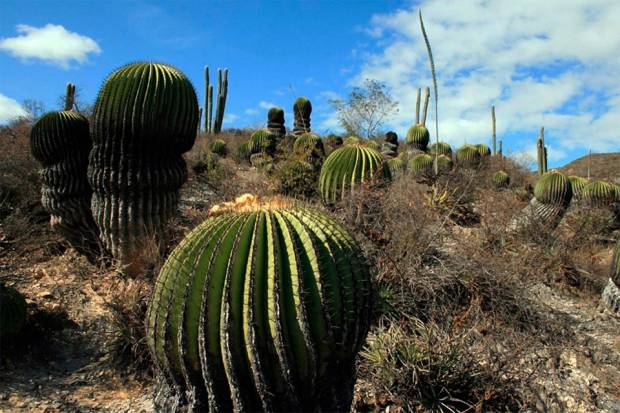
[602,239,620,313]
[474,144,491,158]
[319,145,391,204]
[435,154,453,174]
[568,176,588,200]
[428,141,452,157]
[0,283,27,339]
[408,153,433,178]
[209,139,227,156]
[89,62,198,271]
[248,128,278,156]
[293,97,312,135]
[492,170,510,189]
[387,157,406,176]
[31,111,100,256]
[582,180,620,207]
[456,144,482,168]
[382,131,399,158]
[528,171,572,227]
[267,107,286,138]
[146,194,373,412]
[343,136,361,146]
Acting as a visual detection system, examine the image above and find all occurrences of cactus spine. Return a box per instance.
[89,62,198,271]
[146,195,372,411]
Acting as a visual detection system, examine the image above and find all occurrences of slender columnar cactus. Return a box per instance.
[64,83,76,111]
[293,97,312,135]
[382,131,398,158]
[491,106,496,155]
[456,144,481,168]
[249,129,277,156]
[387,157,406,176]
[146,195,373,412]
[492,170,510,189]
[0,283,27,339]
[435,154,453,173]
[209,139,227,156]
[408,153,433,177]
[213,68,229,134]
[198,107,203,134]
[267,107,286,138]
[568,176,588,200]
[89,62,198,270]
[527,171,572,227]
[31,110,100,256]
[204,66,211,133]
[319,145,390,203]
[428,142,452,157]
[602,239,620,313]
[207,85,214,133]
[582,180,620,207]
[498,140,503,156]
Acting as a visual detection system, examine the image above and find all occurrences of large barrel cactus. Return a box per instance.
[89,62,198,269]
[319,144,390,204]
[408,153,434,178]
[528,171,572,227]
[146,194,373,411]
[0,283,27,339]
[405,124,429,152]
[568,176,588,200]
[602,239,620,313]
[387,157,406,176]
[582,180,620,207]
[267,107,286,138]
[428,141,452,157]
[31,111,100,256]
[492,170,510,189]
[293,97,312,135]
[249,128,278,156]
[474,143,491,158]
[456,144,482,168]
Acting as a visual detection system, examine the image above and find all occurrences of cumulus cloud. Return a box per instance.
[0,94,28,124]
[350,0,620,163]
[258,100,277,110]
[0,24,101,68]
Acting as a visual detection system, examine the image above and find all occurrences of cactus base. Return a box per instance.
[602,279,620,314]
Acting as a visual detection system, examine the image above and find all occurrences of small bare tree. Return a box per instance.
[329,79,398,138]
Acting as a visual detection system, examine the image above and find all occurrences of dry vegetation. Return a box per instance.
[1,121,619,412]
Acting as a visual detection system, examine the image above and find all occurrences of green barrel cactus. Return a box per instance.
[293,133,324,156]
[293,97,312,135]
[343,136,361,146]
[456,144,482,168]
[568,176,588,200]
[474,143,491,157]
[492,170,510,189]
[602,239,620,313]
[436,154,454,173]
[387,157,406,176]
[582,180,620,207]
[249,152,274,172]
[249,128,278,156]
[528,171,572,227]
[428,141,452,157]
[0,283,27,339]
[319,144,391,204]
[89,62,198,270]
[209,139,227,156]
[146,194,372,411]
[30,111,100,256]
[408,153,433,177]
[363,140,381,151]
[267,107,286,138]
[405,124,430,152]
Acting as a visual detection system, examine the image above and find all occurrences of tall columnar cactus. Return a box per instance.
[0,283,27,339]
[267,107,286,138]
[89,62,198,270]
[536,127,548,176]
[491,106,496,155]
[213,68,229,134]
[492,170,510,189]
[582,180,620,207]
[146,194,373,411]
[249,129,278,156]
[64,82,76,111]
[456,144,481,168]
[319,144,391,203]
[31,110,100,256]
[408,153,434,178]
[406,87,430,151]
[382,131,398,158]
[293,97,312,135]
[568,176,588,200]
[428,141,452,157]
[602,239,620,313]
[528,171,572,227]
[474,143,491,158]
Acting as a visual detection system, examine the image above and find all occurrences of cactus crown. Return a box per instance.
[534,171,572,206]
[474,143,491,157]
[293,133,324,154]
[582,180,620,206]
[31,111,90,165]
[319,144,390,203]
[428,141,452,156]
[267,106,285,124]
[293,97,312,117]
[408,153,433,175]
[146,194,372,411]
[405,124,430,151]
[343,136,361,146]
[492,170,510,188]
[93,62,198,151]
[456,144,481,168]
[387,157,406,175]
[209,139,227,155]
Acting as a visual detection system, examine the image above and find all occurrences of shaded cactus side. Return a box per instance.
[382,131,398,158]
[602,239,620,313]
[582,180,620,207]
[209,139,227,156]
[31,111,100,257]
[0,283,27,339]
[527,171,572,228]
[293,97,312,135]
[456,144,481,168]
[89,62,198,270]
[492,170,510,189]
[428,141,452,157]
[267,107,286,138]
[249,129,278,156]
[568,176,588,200]
[146,195,372,412]
[474,143,491,158]
[435,154,453,174]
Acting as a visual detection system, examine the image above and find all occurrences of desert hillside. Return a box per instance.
[560,152,620,182]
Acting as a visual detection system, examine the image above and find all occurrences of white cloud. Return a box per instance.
[349,0,620,162]
[0,94,28,124]
[244,108,258,115]
[223,113,239,123]
[258,100,277,110]
[0,24,101,69]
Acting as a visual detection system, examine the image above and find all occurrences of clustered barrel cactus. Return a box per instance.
[0,283,27,339]
[319,144,390,204]
[492,170,510,189]
[408,153,433,178]
[146,194,372,412]
[30,110,100,257]
[528,171,572,227]
[582,180,620,207]
[428,141,452,157]
[568,176,588,200]
[89,62,198,270]
[602,239,620,313]
[456,144,482,169]
[293,97,312,135]
[387,157,406,176]
[209,139,227,156]
[249,129,278,156]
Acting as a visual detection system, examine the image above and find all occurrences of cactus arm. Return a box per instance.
[415,87,421,124]
[492,106,496,155]
[204,66,209,132]
[421,86,430,126]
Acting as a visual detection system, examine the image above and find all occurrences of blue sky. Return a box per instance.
[1,0,619,168]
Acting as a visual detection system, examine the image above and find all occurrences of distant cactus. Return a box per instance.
[0,283,27,339]
[249,152,273,171]
[602,239,620,313]
[267,107,286,138]
[209,139,227,156]
[582,180,620,207]
[31,110,100,256]
[293,133,324,155]
[90,62,198,271]
[387,157,406,176]
[293,97,312,135]
[235,141,251,162]
[249,129,278,155]
[146,194,372,412]
[474,144,491,157]
[428,141,452,157]
[382,131,398,158]
[456,144,482,168]
[435,154,453,173]
[408,153,434,177]
[323,134,343,150]
[274,159,318,198]
[213,68,229,134]
[568,176,588,200]
[319,144,390,203]
[406,87,430,151]
[492,170,510,189]
[343,136,361,146]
